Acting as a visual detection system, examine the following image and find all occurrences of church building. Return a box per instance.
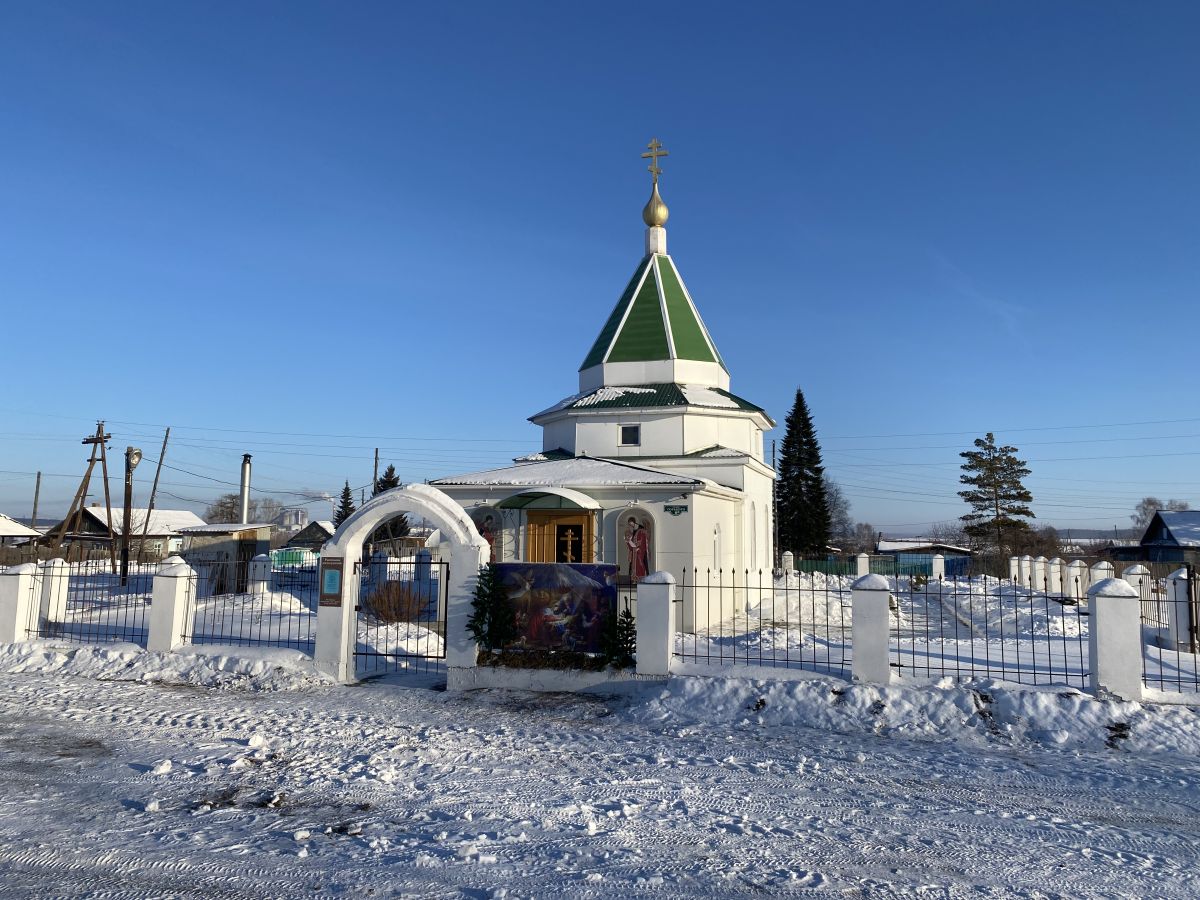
[431,140,775,583]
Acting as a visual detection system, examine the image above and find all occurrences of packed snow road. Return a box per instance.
[0,661,1198,897]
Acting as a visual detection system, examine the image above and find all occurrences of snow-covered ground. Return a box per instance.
[1,641,1199,896]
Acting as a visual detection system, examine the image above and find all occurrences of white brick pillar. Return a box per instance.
[315,553,357,683]
[780,550,794,574]
[1065,560,1087,601]
[1087,577,1143,701]
[1019,555,1033,588]
[248,554,271,596]
[1008,556,1020,581]
[851,574,893,684]
[635,572,676,677]
[856,553,870,578]
[1089,561,1115,590]
[0,563,39,643]
[1033,556,1048,591]
[39,558,69,624]
[147,560,196,653]
[931,554,945,581]
[1121,564,1152,607]
[1164,569,1192,650]
[1047,558,1064,594]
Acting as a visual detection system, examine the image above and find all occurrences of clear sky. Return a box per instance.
[1,1,1197,535]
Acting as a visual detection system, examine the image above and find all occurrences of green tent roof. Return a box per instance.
[580,255,726,372]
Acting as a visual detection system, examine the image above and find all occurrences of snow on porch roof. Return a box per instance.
[431,456,701,489]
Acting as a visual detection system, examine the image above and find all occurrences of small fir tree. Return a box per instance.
[776,387,831,555]
[600,597,637,668]
[370,464,409,548]
[373,464,402,495]
[334,480,357,527]
[466,563,517,652]
[958,433,1035,553]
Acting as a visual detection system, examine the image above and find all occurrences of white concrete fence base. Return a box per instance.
[0,563,39,644]
[1087,577,1143,702]
[635,573,676,677]
[148,561,197,653]
[851,574,893,684]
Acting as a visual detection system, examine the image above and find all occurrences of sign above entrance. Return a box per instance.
[664,504,688,517]
[319,558,344,607]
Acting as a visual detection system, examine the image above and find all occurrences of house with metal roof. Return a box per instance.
[1134,510,1200,565]
[430,143,775,587]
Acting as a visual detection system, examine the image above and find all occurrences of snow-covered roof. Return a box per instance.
[79,507,205,536]
[431,457,701,489]
[179,522,273,534]
[1146,510,1200,548]
[530,383,769,422]
[0,514,40,538]
[877,538,973,555]
[314,521,335,534]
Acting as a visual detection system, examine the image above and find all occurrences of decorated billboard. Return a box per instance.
[494,563,619,653]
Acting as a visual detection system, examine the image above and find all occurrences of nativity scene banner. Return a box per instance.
[494,563,619,654]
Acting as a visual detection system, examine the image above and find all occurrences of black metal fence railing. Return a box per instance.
[186,560,317,651]
[355,559,448,675]
[673,569,851,676]
[891,573,1090,688]
[34,560,154,645]
[1134,565,1200,694]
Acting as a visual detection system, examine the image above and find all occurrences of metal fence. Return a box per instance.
[890,574,1090,688]
[35,560,154,645]
[1131,565,1200,694]
[355,559,448,676]
[185,560,318,651]
[673,569,852,676]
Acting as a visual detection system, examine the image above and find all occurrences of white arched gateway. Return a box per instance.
[313,483,489,682]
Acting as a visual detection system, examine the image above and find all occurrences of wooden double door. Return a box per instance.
[525,511,594,564]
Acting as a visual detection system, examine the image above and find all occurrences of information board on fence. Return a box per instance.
[318,558,343,607]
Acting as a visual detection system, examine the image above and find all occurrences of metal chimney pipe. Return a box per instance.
[239,454,252,523]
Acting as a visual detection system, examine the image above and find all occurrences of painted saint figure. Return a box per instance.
[624,516,650,580]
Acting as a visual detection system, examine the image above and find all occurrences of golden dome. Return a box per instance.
[642,181,669,227]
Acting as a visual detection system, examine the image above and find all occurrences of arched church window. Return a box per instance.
[616,508,654,584]
[469,505,503,563]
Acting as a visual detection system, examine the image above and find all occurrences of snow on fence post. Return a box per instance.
[1033,556,1048,590]
[1121,564,1152,607]
[1008,556,1020,581]
[635,572,676,677]
[1065,560,1087,601]
[856,553,870,578]
[931,554,945,581]
[248,554,271,596]
[851,574,893,684]
[0,563,39,643]
[1087,577,1143,701]
[147,559,196,653]
[1089,561,1115,592]
[1048,558,1064,594]
[39,558,69,624]
[1163,569,1192,650]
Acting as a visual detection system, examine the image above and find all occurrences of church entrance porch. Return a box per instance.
[524,511,594,564]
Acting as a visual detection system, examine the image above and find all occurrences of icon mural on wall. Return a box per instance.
[470,506,501,562]
[617,511,653,583]
[495,563,618,653]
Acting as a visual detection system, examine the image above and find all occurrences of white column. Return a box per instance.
[1018,555,1033,588]
[931,554,945,582]
[0,563,39,643]
[1164,569,1192,650]
[444,544,488,676]
[1089,561,1115,591]
[1065,561,1087,601]
[314,553,358,683]
[851,574,893,684]
[780,550,794,574]
[856,553,870,578]
[147,560,196,653]
[248,553,271,595]
[1008,556,1020,581]
[635,572,676,677]
[1087,577,1143,701]
[1121,564,1152,607]
[1047,558,1064,594]
[1033,556,1048,591]
[39,558,69,624]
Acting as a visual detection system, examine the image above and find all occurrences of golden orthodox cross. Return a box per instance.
[641,138,668,184]
[561,528,577,563]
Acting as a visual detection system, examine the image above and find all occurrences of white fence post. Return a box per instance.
[1065,560,1087,601]
[39,558,69,624]
[248,554,271,595]
[931,554,945,581]
[636,572,676,677]
[856,553,870,578]
[0,563,39,643]
[851,574,893,684]
[780,550,794,574]
[1048,558,1064,594]
[1033,556,1048,590]
[1089,561,1115,591]
[1121,564,1152,608]
[147,560,196,653]
[1018,555,1033,588]
[1164,569,1192,650]
[1008,556,1019,581]
[1087,577,1142,701]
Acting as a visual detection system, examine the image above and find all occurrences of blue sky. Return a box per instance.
[1,1,1198,534]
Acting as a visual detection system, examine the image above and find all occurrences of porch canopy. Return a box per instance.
[495,487,600,510]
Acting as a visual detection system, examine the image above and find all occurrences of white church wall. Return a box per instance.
[570,412,683,459]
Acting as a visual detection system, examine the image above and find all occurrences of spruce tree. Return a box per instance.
[958,433,1035,552]
[776,387,831,555]
[369,464,409,548]
[333,480,357,527]
[467,563,517,652]
[373,464,401,495]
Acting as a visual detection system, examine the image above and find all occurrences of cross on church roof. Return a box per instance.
[641,138,669,183]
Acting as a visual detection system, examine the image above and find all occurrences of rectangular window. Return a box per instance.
[620,425,641,446]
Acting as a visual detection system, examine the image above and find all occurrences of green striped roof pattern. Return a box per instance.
[532,383,768,419]
[579,253,727,372]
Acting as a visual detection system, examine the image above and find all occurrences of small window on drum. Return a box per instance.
[619,425,641,446]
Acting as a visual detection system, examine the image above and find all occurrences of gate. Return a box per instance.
[353,557,449,676]
[1139,564,1200,694]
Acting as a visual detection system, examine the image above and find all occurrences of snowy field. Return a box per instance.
[2,642,1200,897]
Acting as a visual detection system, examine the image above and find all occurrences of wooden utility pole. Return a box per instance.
[53,423,111,559]
[97,430,117,573]
[137,428,170,561]
[30,471,41,530]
